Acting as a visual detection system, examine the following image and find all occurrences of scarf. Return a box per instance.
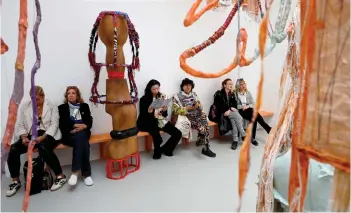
[68,102,82,121]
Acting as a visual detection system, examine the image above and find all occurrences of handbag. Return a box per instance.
[219,114,232,135]
[175,115,192,139]
[23,156,45,196]
[208,104,217,122]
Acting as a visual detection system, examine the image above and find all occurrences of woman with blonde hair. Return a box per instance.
[58,86,93,186]
[6,86,66,197]
[234,79,271,145]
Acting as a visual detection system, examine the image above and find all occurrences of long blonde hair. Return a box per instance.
[235,78,248,93]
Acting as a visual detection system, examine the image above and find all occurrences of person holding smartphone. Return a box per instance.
[5,86,66,197]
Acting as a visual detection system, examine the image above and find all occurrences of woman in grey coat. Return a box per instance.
[235,78,271,145]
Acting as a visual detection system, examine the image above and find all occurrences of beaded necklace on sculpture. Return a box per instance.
[88,11,140,105]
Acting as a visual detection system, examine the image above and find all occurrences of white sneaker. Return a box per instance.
[50,176,67,191]
[83,176,94,186]
[6,181,21,197]
[68,174,78,186]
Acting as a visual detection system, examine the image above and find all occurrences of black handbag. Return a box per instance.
[23,156,45,196]
[219,114,232,135]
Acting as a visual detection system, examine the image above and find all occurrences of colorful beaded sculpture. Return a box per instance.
[88,11,140,105]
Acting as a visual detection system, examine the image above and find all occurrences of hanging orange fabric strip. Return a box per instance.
[237,9,268,212]
[183,0,220,27]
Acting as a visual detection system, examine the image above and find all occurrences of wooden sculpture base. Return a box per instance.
[102,78,138,160]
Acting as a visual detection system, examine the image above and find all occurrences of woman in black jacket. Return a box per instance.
[58,86,93,187]
[137,79,182,160]
[213,79,247,150]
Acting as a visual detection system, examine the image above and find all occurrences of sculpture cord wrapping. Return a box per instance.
[1,0,28,177]
[22,0,42,212]
[180,0,292,78]
[89,11,140,104]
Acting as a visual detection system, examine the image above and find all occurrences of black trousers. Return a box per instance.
[63,131,91,177]
[7,133,62,178]
[145,122,182,154]
[239,108,271,139]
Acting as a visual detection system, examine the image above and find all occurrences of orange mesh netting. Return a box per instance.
[288,0,350,211]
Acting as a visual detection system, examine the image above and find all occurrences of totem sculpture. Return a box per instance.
[88,11,140,179]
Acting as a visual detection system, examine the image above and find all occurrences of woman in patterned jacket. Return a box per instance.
[172,78,216,158]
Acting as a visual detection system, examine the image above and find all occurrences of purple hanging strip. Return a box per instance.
[22,0,42,212]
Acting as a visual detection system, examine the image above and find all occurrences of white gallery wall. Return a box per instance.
[1,0,297,166]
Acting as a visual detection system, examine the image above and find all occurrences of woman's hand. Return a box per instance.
[70,129,79,134]
[21,135,29,146]
[36,135,46,143]
[230,107,237,112]
[224,110,230,116]
[184,106,194,111]
[148,107,153,113]
[74,124,87,129]
[242,105,249,110]
[195,101,200,108]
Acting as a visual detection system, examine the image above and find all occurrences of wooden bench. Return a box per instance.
[54,110,274,155]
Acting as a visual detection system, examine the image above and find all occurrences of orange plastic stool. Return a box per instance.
[105,152,141,180]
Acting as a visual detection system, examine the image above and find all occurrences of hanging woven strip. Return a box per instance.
[289,0,350,211]
[237,1,273,210]
[88,11,140,105]
[1,0,28,176]
[256,3,300,212]
[180,0,245,78]
[245,0,292,65]
[21,0,42,212]
[1,38,9,54]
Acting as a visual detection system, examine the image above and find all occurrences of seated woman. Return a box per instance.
[213,78,248,150]
[58,86,93,186]
[234,78,271,145]
[172,78,216,158]
[6,86,66,197]
[137,79,182,160]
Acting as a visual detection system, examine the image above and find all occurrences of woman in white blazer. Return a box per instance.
[6,86,67,197]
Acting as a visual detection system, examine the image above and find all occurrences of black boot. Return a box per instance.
[202,144,216,158]
[162,149,173,157]
[231,141,238,150]
[153,148,162,159]
[251,138,258,146]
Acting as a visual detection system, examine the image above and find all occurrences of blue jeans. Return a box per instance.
[63,131,91,177]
